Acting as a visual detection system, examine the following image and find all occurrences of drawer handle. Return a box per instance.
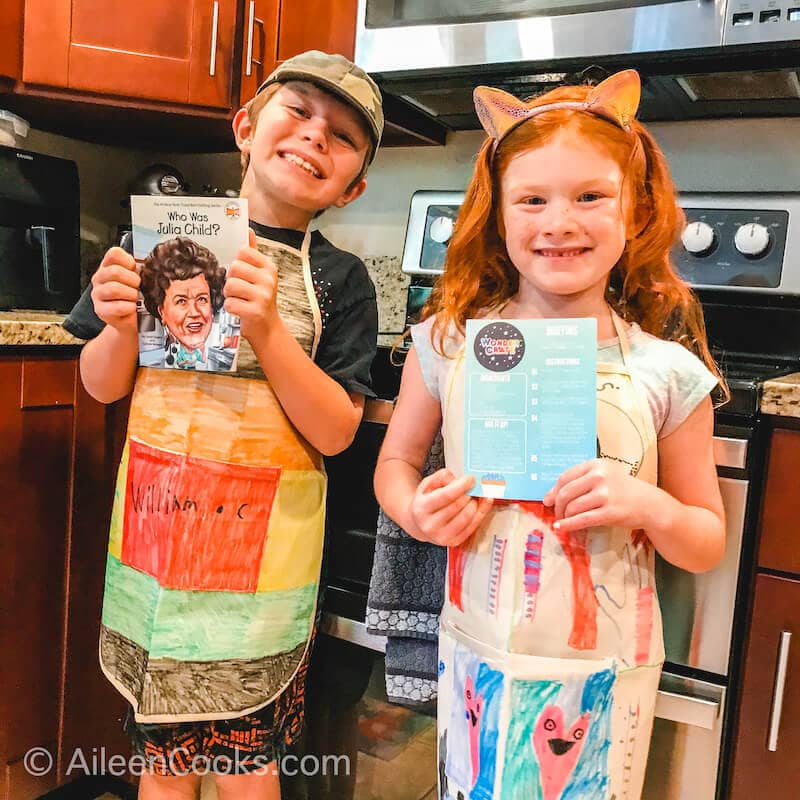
[209,1,220,77]
[245,1,256,76]
[767,630,792,752]
[245,1,265,77]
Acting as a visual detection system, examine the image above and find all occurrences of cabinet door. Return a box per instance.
[22,0,237,108]
[0,1,23,81]
[238,0,281,107]
[730,574,800,799]
[58,386,132,785]
[759,428,800,574]
[0,356,74,800]
[277,0,357,62]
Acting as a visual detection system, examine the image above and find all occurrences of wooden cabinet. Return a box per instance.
[0,351,131,800]
[237,0,281,107]
[729,574,800,799]
[0,2,23,83]
[8,0,359,116]
[22,0,238,108]
[757,427,800,574]
[277,0,357,64]
[730,425,800,799]
[1,0,443,149]
[238,0,356,108]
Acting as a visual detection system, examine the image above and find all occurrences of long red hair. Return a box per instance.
[424,83,724,392]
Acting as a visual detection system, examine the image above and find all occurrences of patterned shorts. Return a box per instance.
[125,633,315,776]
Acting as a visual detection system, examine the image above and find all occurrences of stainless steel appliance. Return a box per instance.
[357,0,800,72]
[0,147,80,313]
[355,0,800,128]
[292,192,800,800]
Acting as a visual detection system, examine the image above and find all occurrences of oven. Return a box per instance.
[283,192,800,800]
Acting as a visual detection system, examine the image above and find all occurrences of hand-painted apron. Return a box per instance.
[100,229,328,723]
[437,313,664,800]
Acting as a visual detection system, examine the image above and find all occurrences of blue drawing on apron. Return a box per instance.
[500,668,615,800]
[445,645,504,799]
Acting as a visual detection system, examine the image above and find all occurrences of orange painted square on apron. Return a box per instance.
[122,439,281,591]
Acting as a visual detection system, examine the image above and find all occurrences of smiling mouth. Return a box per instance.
[535,248,590,258]
[547,737,576,756]
[185,322,205,333]
[280,151,323,179]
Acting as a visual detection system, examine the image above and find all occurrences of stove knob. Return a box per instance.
[429,215,454,244]
[734,223,771,258]
[681,221,717,256]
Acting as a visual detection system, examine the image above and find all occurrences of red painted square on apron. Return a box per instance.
[122,439,281,591]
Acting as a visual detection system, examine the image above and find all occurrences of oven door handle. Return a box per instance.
[654,686,723,730]
[713,435,748,470]
[321,613,386,653]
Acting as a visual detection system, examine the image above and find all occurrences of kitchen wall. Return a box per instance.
[21,115,800,328]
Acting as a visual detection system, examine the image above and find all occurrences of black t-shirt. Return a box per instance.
[63,222,377,397]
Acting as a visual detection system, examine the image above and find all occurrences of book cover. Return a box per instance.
[131,195,250,372]
[464,318,597,501]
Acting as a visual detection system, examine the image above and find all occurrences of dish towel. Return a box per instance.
[366,434,446,707]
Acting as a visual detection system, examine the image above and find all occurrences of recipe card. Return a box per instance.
[464,318,597,501]
[131,195,249,373]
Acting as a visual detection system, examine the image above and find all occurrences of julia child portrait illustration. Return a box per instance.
[131,196,249,373]
[139,237,228,370]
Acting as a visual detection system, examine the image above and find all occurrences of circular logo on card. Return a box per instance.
[474,322,525,372]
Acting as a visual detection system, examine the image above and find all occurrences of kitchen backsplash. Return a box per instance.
[363,256,409,335]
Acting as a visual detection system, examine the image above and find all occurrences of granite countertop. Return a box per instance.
[0,310,407,350]
[761,373,800,418]
[0,311,83,345]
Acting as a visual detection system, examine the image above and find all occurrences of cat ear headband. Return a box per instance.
[474,69,641,146]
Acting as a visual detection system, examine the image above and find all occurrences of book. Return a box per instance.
[464,318,598,501]
[130,195,250,372]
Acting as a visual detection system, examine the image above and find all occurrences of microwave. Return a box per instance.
[356,0,800,76]
[0,147,80,313]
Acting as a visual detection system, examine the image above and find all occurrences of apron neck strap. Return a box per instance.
[299,227,311,260]
[609,309,632,365]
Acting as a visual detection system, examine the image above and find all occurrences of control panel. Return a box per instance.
[402,190,800,293]
[725,0,800,45]
[674,207,788,288]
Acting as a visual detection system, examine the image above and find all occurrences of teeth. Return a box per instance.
[540,249,584,256]
[282,152,321,178]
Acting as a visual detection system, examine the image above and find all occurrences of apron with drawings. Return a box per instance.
[437,312,664,800]
[99,229,328,723]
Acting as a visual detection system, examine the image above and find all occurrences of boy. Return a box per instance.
[63,51,383,800]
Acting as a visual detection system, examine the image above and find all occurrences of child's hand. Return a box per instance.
[223,229,279,342]
[542,458,649,532]
[410,468,493,547]
[90,246,140,332]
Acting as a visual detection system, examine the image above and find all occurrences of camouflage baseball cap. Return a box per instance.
[257,50,384,158]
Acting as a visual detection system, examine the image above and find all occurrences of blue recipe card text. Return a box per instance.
[465,318,597,501]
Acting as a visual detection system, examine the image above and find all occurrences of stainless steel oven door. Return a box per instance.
[317,618,725,800]
[644,673,725,800]
[657,436,749,677]
[356,0,725,73]
[283,626,438,800]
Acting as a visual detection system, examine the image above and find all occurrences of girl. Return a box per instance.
[374,70,726,800]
